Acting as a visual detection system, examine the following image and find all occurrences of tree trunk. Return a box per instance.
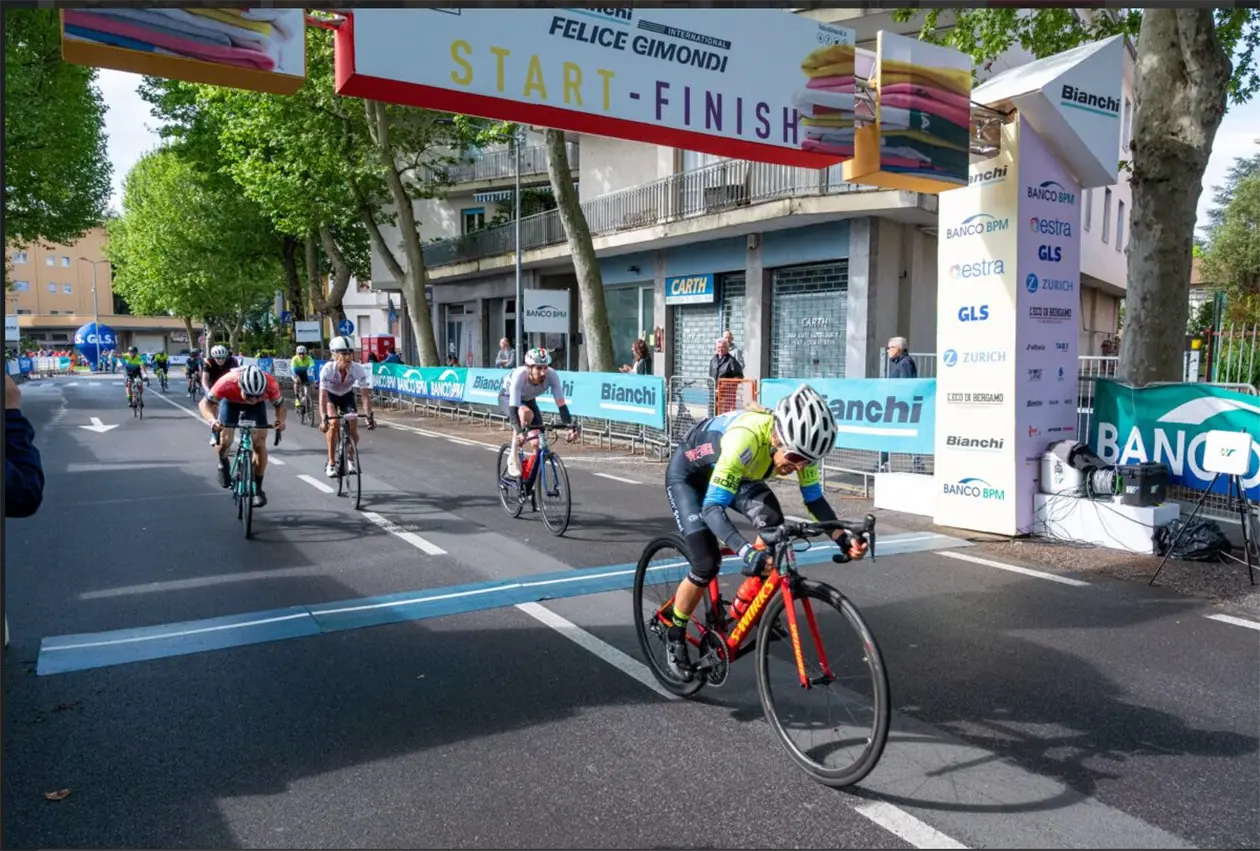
[303,232,329,340]
[1118,10,1232,386]
[280,236,305,321]
[180,316,197,351]
[228,315,244,353]
[544,129,614,372]
[317,222,352,326]
[364,100,440,366]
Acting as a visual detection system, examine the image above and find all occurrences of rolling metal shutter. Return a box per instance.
[769,262,848,378]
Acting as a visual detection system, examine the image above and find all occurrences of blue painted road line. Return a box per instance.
[37,532,968,676]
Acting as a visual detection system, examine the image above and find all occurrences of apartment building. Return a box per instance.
[368,10,1131,374]
[4,226,186,352]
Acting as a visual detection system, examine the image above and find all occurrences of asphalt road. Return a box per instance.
[4,374,1258,849]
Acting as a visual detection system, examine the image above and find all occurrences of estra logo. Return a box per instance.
[949,258,1006,280]
[1029,217,1072,237]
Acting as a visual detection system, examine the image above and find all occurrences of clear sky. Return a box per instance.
[97,65,1259,233]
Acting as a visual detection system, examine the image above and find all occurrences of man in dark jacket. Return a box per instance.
[709,337,743,382]
[5,374,43,518]
[887,336,918,378]
[5,373,44,648]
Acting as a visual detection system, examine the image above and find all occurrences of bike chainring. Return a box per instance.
[699,631,730,687]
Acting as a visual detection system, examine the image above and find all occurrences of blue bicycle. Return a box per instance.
[215,418,282,539]
[496,425,577,536]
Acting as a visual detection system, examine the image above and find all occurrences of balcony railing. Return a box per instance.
[426,142,579,185]
[422,159,879,269]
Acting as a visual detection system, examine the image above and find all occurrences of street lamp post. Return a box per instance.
[513,125,524,366]
[78,257,109,367]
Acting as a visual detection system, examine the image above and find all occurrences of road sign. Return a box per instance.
[338,319,355,336]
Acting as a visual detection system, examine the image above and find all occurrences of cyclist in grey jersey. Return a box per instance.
[499,347,578,477]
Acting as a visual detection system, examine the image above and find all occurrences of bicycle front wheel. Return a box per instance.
[240,451,254,539]
[349,440,362,510]
[539,453,571,536]
[755,579,890,788]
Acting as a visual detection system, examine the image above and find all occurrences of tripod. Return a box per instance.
[1150,472,1257,587]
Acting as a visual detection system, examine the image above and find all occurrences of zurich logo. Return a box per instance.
[943,349,959,367]
[1025,273,1039,293]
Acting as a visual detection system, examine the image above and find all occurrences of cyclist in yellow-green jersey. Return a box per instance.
[119,346,145,403]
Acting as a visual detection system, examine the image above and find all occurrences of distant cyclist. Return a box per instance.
[661,385,868,681]
[498,347,578,478]
[200,363,286,507]
[119,346,145,404]
[318,336,375,477]
[290,345,315,412]
[201,345,237,397]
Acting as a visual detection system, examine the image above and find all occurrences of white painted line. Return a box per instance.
[297,474,335,494]
[593,472,641,485]
[310,585,505,617]
[151,391,206,420]
[936,551,1090,587]
[446,437,481,447]
[361,511,447,555]
[43,613,310,652]
[268,458,286,466]
[1205,613,1260,632]
[381,418,501,449]
[854,801,968,849]
[515,602,678,701]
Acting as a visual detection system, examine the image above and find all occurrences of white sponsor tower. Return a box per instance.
[934,36,1125,535]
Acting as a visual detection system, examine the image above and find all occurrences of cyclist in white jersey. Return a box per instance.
[319,336,375,477]
[499,347,578,477]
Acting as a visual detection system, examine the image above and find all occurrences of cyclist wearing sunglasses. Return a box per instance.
[662,384,869,681]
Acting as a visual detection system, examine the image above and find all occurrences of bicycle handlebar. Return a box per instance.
[759,514,878,563]
[213,420,283,447]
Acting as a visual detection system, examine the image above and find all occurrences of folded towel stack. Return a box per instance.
[796,44,860,159]
[875,60,972,184]
[63,8,295,73]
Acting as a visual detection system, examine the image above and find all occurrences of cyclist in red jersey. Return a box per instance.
[199,364,287,507]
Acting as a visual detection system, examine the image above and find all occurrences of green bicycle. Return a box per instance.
[215,418,281,539]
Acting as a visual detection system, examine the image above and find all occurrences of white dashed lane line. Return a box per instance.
[936,550,1090,587]
[297,474,335,494]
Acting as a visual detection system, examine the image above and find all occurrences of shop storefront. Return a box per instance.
[769,262,849,378]
[668,272,746,377]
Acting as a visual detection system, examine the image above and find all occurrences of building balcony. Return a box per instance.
[421,159,888,270]
[425,142,579,190]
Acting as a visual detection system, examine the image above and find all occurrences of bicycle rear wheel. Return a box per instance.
[496,443,523,518]
[538,452,571,536]
[348,438,362,510]
[632,535,712,698]
[755,579,890,788]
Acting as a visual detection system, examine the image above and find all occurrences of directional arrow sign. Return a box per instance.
[80,417,118,434]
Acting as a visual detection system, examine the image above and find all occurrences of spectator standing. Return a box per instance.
[884,335,923,473]
[494,337,516,369]
[5,373,45,648]
[709,337,743,382]
[620,338,651,375]
[722,329,744,371]
[382,348,402,365]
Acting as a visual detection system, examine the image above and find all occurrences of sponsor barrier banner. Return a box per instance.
[1090,379,1260,499]
[372,363,468,403]
[462,367,666,429]
[759,378,936,454]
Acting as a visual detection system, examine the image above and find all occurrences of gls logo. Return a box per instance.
[946,213,1010,240]
[1038,245,1063,263]
[1027,180,1076,205]
[1029,217,1072,237]
[957,305,989,322]
[949,258,1006,280]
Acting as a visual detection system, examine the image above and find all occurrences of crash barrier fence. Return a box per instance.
[243,357,1260,523]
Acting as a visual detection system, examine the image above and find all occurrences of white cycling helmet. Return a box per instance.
[330,336,354,352]
[239,364,268,398]
[524,347,551,367]
[295,345,307,355]
[210,345,229,361]
[773,384,837,463]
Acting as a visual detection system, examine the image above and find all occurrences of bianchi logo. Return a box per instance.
[970,164,1008,185]
[946,435,1004,450]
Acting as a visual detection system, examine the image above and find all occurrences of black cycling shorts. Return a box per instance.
[293,369,310,385]
[219,398,269,429]
[664,450,784,586]
[500,397,543,432]
[327,390,357,415]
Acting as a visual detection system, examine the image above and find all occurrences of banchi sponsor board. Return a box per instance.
[759,378,936,454]
[336,8,857,167]
[395,366,667,430]
[934,123,1019,533]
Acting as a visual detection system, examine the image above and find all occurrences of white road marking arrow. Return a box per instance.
[80,417,119,434]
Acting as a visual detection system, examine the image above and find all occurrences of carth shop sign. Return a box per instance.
[335,8,855,167]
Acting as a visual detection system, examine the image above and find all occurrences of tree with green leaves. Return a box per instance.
[4,8,111,253]
[1201,173,1260,303]
[1201,153,1260,242]
[545,129,615,372]
[896,8,1259,385]
[107,148,282,351]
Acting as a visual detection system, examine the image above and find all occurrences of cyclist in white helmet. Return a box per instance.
[201,344,237,396]
[318,336,374,477]
[200,362,286,507]
[659,384,868,681]
[498,346,578,477]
